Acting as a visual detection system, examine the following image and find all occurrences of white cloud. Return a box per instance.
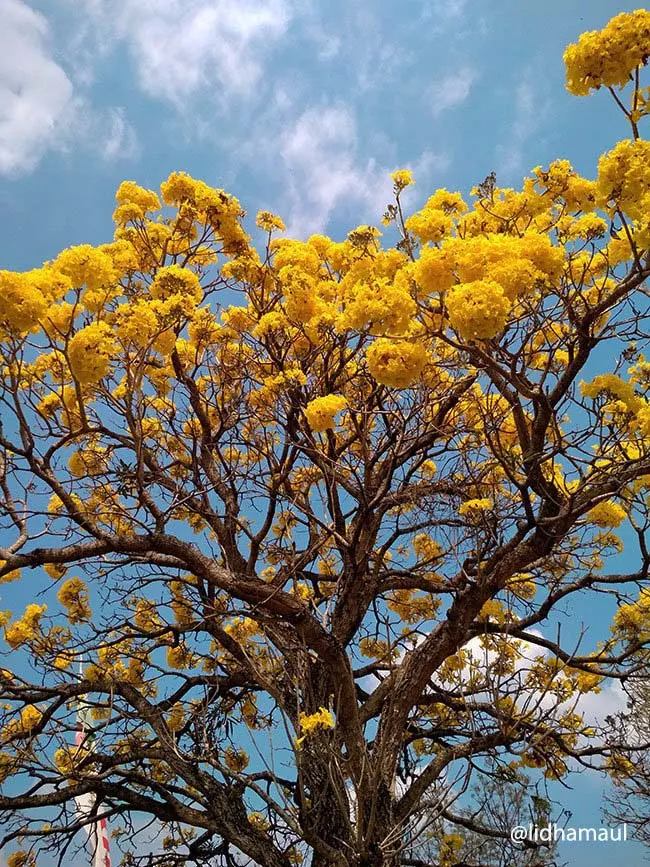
[277,103,391,236]
[81,0,293,107]
[97,107,140,161]
[0,0,76,176]
[422,0,469,22]
[576,679,628,727]
[429,67,476,117]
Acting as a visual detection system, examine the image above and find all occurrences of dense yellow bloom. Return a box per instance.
[0,561,20,585]
[365,338,428,387]
[4,605,47,649]
[114,180,161,222]
[596,138,650,221]
[57,577,91,623]
[256,210,286,232]
[446,280,511,341]
[224,746,249,771]
[114,299,160,346]
[160,171,198,205]
[0,271,52,333]
[412,533,443,561]
[54,244,117,295]
[295,706,335,748]
[580,373,643,414]
[413,245,456,295]
[20,705,42,731]
[564,9,650,96]
[304,394,348,432]
[391,168,415,189]
[150,265,203,304]
[338,273,415,335]
[67,321,117,384]
[587,500,627,529]
[458,498,492,517]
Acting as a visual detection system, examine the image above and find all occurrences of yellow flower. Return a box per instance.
[248,811,270,831]
[54,244,117,293]
[256,210,286,232]
[564,10,650,96]
[166,703,186,733]
[0,561,20,585]
[224,746,249,772]
[44,562,67,580]
[20,705,42,731]
[67,321,117,384]
[150,265,203,304]
[295,706,335,748]
[365,338,428,388]
[114,180,161,217]
[391,168,415,189]
[446,279,511,341]
[4,604,47,649]
[458,498,492,517]
[304,394,348,432]
[587,500,627,529]
[57,577,92,623]
[596,138,650,221]
[413,533,443,561]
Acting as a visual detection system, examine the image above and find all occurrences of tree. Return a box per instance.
[1,9,650,867]
[405,763,562,867]
[603,674,650,845]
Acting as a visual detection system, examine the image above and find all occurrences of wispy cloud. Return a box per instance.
[421,0,470,24]
[80,0,294,107]
[277,103,391,236]
[95,107,140,162]
[429,67,476,117]
[0,0,76,176]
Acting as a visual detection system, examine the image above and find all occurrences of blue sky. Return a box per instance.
[1,0,648,864]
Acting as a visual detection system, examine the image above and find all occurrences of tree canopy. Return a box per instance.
[1,9,650,867]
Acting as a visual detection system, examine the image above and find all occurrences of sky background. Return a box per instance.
[0,0,648,864]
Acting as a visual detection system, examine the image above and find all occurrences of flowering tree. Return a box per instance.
[1,10,650,867]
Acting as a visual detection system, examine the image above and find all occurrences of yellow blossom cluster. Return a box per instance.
[412,533,443,561]
[6,852,37,867]
[56,577,91,623]
[405,189,467,244]
[224,746,250,771]
[564,9,650,96]
[295,706,335,749]
[0,268,71,333]
[391,168,415,189]
[613,588,650,641]
[597,138,650,223]
[67,321,117,384]
[4,605,47,649]
[304,394,348,432]
[387,589,441,624]
[0,561,20,585]
[458,498,492,517]
[113,180,161,224]
[365,338,428,388]
[256,210,286,233]
[445,280,512,341]
[586,500,627,529]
